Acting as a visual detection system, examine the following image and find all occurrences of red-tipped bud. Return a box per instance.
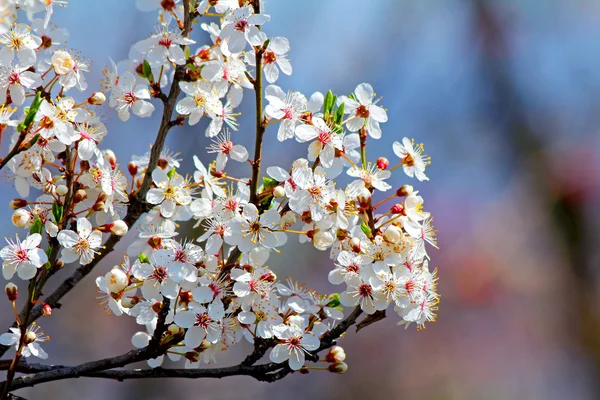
[88,92,106,105]
[73,189,87,203]
[391,203,405,215]
[325,346,346,363]
[128,162,138,176]
[10,199,27,210]
[376,157,389,170]
[157,159,169,170]
[349,237,361,253]
[396,185,413,197]
[5,283,18,302]
[42,303,52,317]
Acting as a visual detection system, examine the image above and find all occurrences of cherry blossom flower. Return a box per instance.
[226,203,287,253]
[206,130,248,171]
[146,168,192,219]
[57,217,102,265]
[219,5,269,53]
[0,24,42,66]
[392,137,430,181]
[269,324,319,370]
[109,71,155,121]
[0,64,41,105]
[0,233,47,280]
[339,83,387,139]
[0,323,48,359]
[176,81,221,126]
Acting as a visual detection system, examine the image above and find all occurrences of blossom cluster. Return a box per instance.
[0,0,440,375]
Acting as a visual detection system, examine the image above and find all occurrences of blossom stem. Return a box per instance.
[372,193,396,209]
[339,153,359,170]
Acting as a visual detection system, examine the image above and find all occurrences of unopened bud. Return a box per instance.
[55,184,68,196]
[349,237,361,253]
[10,199,27,210]
[104,150,116,169]
[199,339,212,350]
[313,231,334,251]
[24,330,37,344]
[390,203,404,215]
[325,346,346,363]
[105,268,128,293]
[42,303,52,317]
[376,157,389,170]
[121,296,139,308]
[168,324,182,335]
[273,186,285,198]
[88,91,106,105]
[109,220,128,236]
[328,362,348,374]
[151,301,163,313]
[93,201,105,212]
[53,259,65,271]
[128,162,138,176]
[5,283,18,302]
[12,209,31,228]
[384,225,402,244]
[357,188,371,207]
[73,189,87,203]
[396,185,413,197]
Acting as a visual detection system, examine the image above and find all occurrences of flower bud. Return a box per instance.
[42,303,52,317]
[93,201,105,212]
[51,50,74,75]
[87,92,106,105]
[184,351,200,363]
[273,186,285,198]
[328,362,348,374]
[199,339,212,350]
[10,199,27,210]
[396,185,413,197]
[104,150,117,169]
[24,330,37,344]
[147,236,163,250]
[55,184,68,196]
[5,283,18,302]
[168,324,183,335]
[391,203,405,215]
[105,268,128,293]
[313,231,334,251]
[325,346,346,363]
[12,209,31,228]
[73,189,87,203]
[357,188,371,207]
[121,296,139,308]
[80,160,90,172]
[349,237,361,253]
[53,259,65,271]
[128,162,138,176]
[384,225,402,244]
[109,220,128,236]
[376,157,389,170]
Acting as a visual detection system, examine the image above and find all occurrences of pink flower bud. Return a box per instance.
[109,220,128,236]
[376,157,389,170]
[391,203,404,215]
[325,346,346,363]
[10,199,27,210]
[349,237,361,253]
[42,303,52,317]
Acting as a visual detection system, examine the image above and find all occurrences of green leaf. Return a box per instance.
[349,93,357,101]
[138,253,150,264]
[142,60,154,82]
[324,90,334,114]
[167,168,176,179]
[334,102,345,125]
[52,202,63,224]
[326,293,341,308]
[360,221,372,238]
[29,216,43,235]
[262,176,278,188]
[21,92,42,132]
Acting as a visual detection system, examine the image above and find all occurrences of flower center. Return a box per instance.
[40,116,54,130]
[220,140,233,154]
[160,0,176,11]
[195,312,211,329]
[285,336,302,349]
[356,105,370,119]
[15,248,28,262]
[76,239,90,252]
[158,37,173,48]
[174,250,187,263]
[234,19,249,31]
[263,50,277,65]
[151,266,168,283]
[347,264,360,273]
[318,130,332,145]
[8,72,19,85]
[358,283,372,298]
[124,92,137,105]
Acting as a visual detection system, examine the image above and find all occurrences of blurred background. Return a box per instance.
[2,0,600,398]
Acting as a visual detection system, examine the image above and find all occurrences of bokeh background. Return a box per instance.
[2,0,600,398]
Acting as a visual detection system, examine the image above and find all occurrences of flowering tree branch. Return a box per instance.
[0,0,439,398]
[1,305,365,392]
